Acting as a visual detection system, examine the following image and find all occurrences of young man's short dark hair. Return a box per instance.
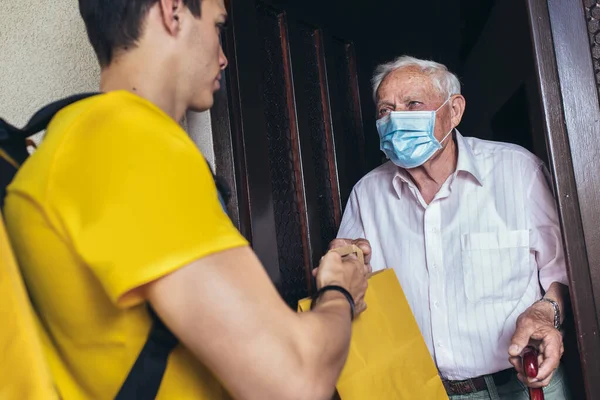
[79,0,202,67]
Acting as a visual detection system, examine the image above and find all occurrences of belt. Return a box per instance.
[442,368,514,396]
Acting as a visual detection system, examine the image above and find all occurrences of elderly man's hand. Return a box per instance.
[313,238,373,280]
[329,238,372,275]
[508,301,564,388]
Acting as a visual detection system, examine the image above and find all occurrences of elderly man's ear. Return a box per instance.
[450,95,466,128]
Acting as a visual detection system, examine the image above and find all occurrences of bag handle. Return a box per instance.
[328,244,364,266]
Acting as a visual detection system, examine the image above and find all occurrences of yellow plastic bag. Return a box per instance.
[0,212,58,400]
[298,247,447,400]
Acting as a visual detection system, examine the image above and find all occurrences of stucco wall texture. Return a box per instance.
[0,0,215,167]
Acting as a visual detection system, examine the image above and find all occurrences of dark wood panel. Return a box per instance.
[524,75,550,166]
[584,0,600,98]
[226,0,282,287]
[548,0,600,337]
[256,3,312,306]
[288,22,340,263]
[210,67,243,232]
[344,43,367,191]
[526,0,600,398]
[220,0,367,307]
[215,16,253,239]
[325,38,366,209]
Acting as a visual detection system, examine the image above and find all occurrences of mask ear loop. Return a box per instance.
[434,96,452,112]
[436,95,455,149]
[439,128,453,146]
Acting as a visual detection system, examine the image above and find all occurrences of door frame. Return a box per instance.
[526,0,600,398]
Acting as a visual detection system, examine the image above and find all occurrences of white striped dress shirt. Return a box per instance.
[337,131,569,380]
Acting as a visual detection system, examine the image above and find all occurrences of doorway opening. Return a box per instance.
[214,0,587,397]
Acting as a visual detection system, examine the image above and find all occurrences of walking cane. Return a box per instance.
[522,346,545,400]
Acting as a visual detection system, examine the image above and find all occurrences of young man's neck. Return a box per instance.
[100,54,187,122]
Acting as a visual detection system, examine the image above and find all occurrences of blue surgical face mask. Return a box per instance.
[376,98,453,169]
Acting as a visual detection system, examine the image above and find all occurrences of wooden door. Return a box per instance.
[211,0,366,307]
[525,0,600,398]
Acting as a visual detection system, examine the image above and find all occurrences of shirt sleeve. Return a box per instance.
[337,188,366,240]
[50,120,248,308]
[337,186,389,272]
[527,164,569,290]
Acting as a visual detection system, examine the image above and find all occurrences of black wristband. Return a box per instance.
[310,285,355,321]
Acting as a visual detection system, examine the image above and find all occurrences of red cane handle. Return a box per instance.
[522,346,545,400]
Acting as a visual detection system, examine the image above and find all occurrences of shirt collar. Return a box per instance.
[391,130,483,199]
[454,130,483,186]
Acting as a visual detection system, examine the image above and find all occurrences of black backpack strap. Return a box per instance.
[116,172,230,400]
[114,306,178,400]
[0,93,100,210]
[209,163,231,210]
[0,93,100,143]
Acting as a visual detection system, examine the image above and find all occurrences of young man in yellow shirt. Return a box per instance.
[3,0,369,398]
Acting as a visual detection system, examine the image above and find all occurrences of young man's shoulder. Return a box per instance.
[9,91,194,204]
[42,90,195,171]
[53,91,180,139]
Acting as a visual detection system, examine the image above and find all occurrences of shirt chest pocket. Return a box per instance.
[460,230,533,304]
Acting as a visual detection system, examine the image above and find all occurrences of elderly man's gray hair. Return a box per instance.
[371,55,461,101]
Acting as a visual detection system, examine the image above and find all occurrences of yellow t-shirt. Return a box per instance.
[4,91,248,399]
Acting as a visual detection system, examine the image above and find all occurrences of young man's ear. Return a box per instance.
[159,0,184,35]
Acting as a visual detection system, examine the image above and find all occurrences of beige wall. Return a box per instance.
[0,0,215,167]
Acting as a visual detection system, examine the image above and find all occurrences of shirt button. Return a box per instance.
[434,301,440,308]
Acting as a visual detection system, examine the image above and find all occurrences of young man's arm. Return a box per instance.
[145,246,367,400]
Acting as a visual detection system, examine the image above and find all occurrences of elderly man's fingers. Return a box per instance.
[509,322,536,357]
[517,373,553,389]
[351,238,372,264]
[508,356,524,375]
[560,342,565,357]
[536,373,554,388]
[528,372,554,389]
[536,334,562,381]
[354,300,367,316]
[328,238,354,250]
[516,373,531,386]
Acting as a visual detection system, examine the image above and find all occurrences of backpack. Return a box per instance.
[0,93,229,399]
[0,211,59,399]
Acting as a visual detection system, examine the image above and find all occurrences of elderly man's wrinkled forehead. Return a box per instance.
[376,66,444,103]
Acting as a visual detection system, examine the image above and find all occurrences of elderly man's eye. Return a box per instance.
[379,108,391,116]
[408,101,422,108]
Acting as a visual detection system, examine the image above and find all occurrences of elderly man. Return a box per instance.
[332,55,571,399]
